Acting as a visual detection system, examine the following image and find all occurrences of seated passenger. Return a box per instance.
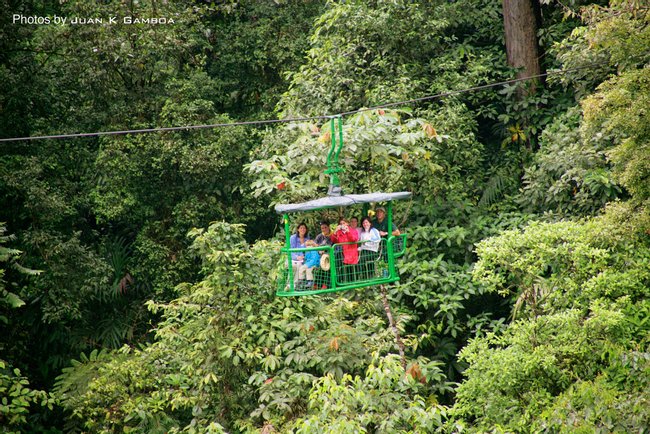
[372,206,400,237]
[314,220,333,250]
[330,217,359,265]
[349,216,362,237]
[313,221,333,289]
[298,240,320,289]
[330,217,360,283]
[358,217,381,279]
[289,222,310,288]
[359,217,381,253]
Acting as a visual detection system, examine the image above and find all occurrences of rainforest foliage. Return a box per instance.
[0,0,648,432]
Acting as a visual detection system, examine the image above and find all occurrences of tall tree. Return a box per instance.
[502,0,543,94]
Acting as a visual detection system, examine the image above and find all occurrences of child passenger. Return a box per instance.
[298,240,320,289]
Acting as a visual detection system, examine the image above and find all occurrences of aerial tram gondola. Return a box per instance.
[275,116,410,296]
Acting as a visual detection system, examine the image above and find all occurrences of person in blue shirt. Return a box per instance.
[298,240,320,289]
[289,222,310,287]
[290,222,310,260]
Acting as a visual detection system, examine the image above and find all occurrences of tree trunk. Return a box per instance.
[380,285,407,371]
[503,0,543,95]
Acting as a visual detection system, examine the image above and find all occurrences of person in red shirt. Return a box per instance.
[330,217,360,284]
[330,217,360,265]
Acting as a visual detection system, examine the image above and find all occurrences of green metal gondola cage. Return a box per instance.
[275,116,410,296]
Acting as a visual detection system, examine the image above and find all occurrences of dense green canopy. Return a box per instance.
[1,0,648,433]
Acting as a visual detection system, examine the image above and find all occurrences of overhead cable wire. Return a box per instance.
[338,65,579,117]
[0,63,604,143]
[0,115,330,143]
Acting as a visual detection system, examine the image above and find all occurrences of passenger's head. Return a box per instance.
[338,217,349,232]
[306,240,317,247]
[361,216,373,232]
[375,207,386,221]
[319,221,331,234]
[296,222,308,236]
[350,217,359,228]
